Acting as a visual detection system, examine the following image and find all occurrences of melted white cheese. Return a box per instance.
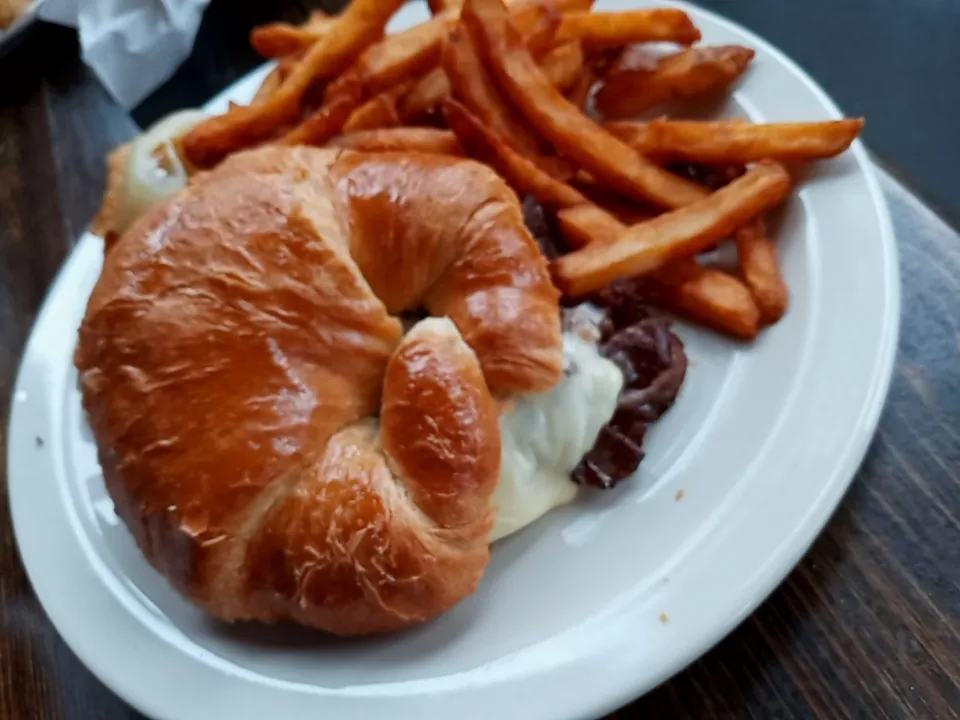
[491,333,623,541]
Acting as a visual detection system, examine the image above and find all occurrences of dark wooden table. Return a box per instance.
[1,2,959,719]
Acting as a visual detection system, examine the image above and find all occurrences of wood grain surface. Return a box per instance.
[1,6,958,720]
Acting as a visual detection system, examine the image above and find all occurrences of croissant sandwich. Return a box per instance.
[76,145,633,635]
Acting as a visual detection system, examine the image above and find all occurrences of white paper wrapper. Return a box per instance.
[38,0,211,109]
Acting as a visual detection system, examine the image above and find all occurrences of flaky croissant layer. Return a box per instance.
[76,147,563,635]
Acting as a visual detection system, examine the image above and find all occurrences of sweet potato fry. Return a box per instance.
[546,0,595,12]
[251,65,285,105]
[342,82,410,132]
[182,0,404,167]
[327,128,463,155]
[646,260,761,338]
[538,41,585,93]
[443,101,585,209]
[401,9,572,121]
[350,14,453,97]
[342,95,401,132]
[428,0,462,14]
[605,118,865,164]
[595,46,755,119]
[565,66,595,110]
[553,161,791,296]
[569,178,659,224]
[250,11,335,58]
[735,217,788,323]
[399,68,450,121]
[556,9,700,50]
[605,43,658,73]
[278,75,363,146]
[394,0,563,122]
[444,23,547,163]
[461,0,706,208]
[511,2,562,54]
[554,203,621,247]
[555,205,760,337]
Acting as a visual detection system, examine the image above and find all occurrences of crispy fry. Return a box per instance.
[565,66,595,110]
[250,11,336,58]
[553,162,791,296]
[605,118,865,164]
[443,101,585,209]
[605,43,657,73]
[181,0,403,168]
[400,7,571,122]
[539,41,585,93]
[554,203,620,247]
[596,46,755,119]
[511,2,562,54]
[342,95,401,132]
[433,0,593,16]
[251,65,285,105]
[556,9,700,50]
[461,0,706,208]
[399,68,450,121]
[569,178,659,224]
[444,23,547,162]
[278,75,363,146]
[428,0,462,14]
[735,217,788,323]
[646,260,761,338]
[350,14,453,96]
[327,128,463,155]
[544,0,595,11]
[555,205,760,337]
[342,82,411,132]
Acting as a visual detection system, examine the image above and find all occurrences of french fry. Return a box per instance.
[250,11,336,59]
[595,46,755,119]
[556,9,700,50]
[327,128,463,155]
[400,10,577,122]
[565,66,595,110]
[735,217,788,323]
[428,0,463,14]
[444,23,549,164]
[251,65,285,105]
[539,41,585,93]
[350,14,453,97]
[555,205,760,338]
[512,2,563,55]
[443,101,586,209]
[646,260,761,339]
[605,43,657,73]
[182,0,405,167]
[399,68,450,121]
[278,75,363,146]
[605,118,865,164]
[460,0,706,208]
[553,161,791,296]
[569,178,659,224]
[544,0,595,12]
[431,0,594,20]
[554,203,620,247]
[342,82,411,132]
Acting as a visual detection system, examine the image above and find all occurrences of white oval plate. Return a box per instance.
[7,1,899,718]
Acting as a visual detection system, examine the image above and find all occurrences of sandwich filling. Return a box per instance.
[493,331,623,540]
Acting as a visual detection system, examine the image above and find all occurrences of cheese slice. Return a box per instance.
[492,333,623,541]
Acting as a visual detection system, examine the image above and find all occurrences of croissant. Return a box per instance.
[75,146,564,635]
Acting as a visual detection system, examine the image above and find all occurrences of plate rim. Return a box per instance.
[6,1,901,718]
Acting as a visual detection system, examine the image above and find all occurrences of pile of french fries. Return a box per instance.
[176,0,865,340]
